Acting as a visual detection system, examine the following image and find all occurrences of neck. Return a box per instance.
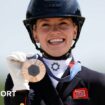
[43,52,71,60]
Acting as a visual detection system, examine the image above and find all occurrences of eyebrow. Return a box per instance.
[38,18,49,22]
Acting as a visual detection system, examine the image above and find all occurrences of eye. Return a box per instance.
[59,22,70,29]
[38,23,51,32]
[41,23,50,28]
[60,22,69,26]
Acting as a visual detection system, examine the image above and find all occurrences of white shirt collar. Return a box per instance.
[43,57,72,87]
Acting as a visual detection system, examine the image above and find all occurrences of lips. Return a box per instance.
[48,38,65,45]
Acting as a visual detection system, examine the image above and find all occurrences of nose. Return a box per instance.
[52,25,58,31]
[50,24,61,33]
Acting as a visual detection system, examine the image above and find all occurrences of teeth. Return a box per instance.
[49,39,63,43]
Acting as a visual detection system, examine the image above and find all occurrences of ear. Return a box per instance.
[32,30,39,43]
[73,25,78,39]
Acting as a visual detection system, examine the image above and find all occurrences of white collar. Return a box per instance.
[43,57,72,87]
[43,57,72,75]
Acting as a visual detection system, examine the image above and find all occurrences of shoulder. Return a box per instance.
[78,67,105,103]
[79,66,105,87]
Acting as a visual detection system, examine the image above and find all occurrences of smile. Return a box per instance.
[48,38,65,45]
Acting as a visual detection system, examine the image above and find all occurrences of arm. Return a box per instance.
[4,74,29,105]
[4,74,13,105]
[97,73,105,105]
[4,52,42,105]
[79,67,105,105]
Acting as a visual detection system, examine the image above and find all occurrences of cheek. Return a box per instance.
[67,26,77,39]
[37,34,46,46]
[33,31,44,43]
[66,31,75,41]
[32,31,38,42]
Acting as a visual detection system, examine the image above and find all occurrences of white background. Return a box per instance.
[0,0,105,80]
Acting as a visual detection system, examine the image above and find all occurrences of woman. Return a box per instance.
[4,0,105,105]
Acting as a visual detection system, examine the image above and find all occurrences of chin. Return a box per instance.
[49,52,67,57]
[49,52,62,56]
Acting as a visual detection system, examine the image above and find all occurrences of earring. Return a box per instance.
[71,40,75,47]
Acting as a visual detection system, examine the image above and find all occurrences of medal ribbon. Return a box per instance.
[38,55,81,83]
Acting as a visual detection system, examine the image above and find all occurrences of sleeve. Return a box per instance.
[84,69,105,105]
[4,74,29,105]
[4,74,13,105]
[98,73,105,105]
[4,74,42,105]
[89,71,105,105]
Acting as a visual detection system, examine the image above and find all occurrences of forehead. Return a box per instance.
[37,17,73,23]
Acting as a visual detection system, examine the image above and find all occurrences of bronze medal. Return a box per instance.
[22,59,46,82]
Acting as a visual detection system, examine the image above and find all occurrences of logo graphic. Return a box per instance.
[73,88,89,99]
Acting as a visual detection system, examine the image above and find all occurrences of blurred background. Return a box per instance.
[0,0,105,104]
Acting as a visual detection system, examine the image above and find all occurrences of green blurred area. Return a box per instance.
[0,70,7,105]
[0,79,5,105]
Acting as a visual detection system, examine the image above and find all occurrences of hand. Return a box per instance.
[7,51,33,91]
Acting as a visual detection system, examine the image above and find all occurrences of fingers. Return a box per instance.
[7,51,27,62]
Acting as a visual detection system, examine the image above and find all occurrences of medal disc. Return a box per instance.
[22,59,46,82]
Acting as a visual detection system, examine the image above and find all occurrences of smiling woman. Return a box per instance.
[3,0,105,105]
[33,18,78,57]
